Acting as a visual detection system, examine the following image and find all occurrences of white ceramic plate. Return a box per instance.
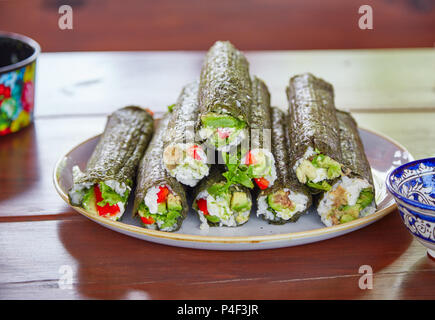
[53,127,412,250]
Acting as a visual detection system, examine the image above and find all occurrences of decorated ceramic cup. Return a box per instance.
[386,158,435,260]
[0,32,40,136]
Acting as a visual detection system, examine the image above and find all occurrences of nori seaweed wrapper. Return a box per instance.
[257,107,312,224]
[164,81,200,148]
[286,73,342,168]
[193,165,253,227]
[133,112,188,230]
[197,41,252,127]
[249,76,272,149]
[336,109,374,187]
[69,106,154,206]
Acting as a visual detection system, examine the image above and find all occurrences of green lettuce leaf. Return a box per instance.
[306,180,332,191]
[206,215,220,223]
[97,182,129,207]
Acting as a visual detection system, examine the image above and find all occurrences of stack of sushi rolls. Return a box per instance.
[69,41,377,232]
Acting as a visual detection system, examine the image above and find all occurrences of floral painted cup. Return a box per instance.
[386,158,435,260]
[0,32,40,136]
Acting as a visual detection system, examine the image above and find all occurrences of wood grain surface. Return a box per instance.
[0,50,434,300]
[0,0,434,51]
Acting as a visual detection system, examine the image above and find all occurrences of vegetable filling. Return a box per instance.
[194,183,252,229]
[81,181,130,220]
[257,189,309,221]
[198,113,247,149]
[295,148,342,191]
[163,143,209,187]
[241,149,277,190]
[138,185,183,231]
[318,176,375,226]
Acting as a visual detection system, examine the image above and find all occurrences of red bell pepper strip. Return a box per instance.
[94,185,120,216]
[141,216,155,225]
[157,186,170,203]
[196,198,209,215]
[254,177,269,190]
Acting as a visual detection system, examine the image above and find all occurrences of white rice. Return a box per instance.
[293,146,316,172]
[144,186,161,214]
[104,179,130,196]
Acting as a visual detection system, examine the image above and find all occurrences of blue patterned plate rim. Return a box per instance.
[386,157,435,211]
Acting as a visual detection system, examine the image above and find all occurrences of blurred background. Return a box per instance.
[0,0,434,51]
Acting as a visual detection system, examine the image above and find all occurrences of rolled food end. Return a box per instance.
[317,175,376,227]
[198,113,248,151]
[294,146,342,191]
[257,188,310,223]
[69,168,131,221]
[241,148,277,189]
[162,143,210,187]
[137,184,185,232]
[193,183,252,229]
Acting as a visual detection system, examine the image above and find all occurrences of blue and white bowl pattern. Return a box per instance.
[387,159,435,258]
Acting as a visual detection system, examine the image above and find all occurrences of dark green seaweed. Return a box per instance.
[164,81,200,148]
[336,109,374,186]
[133,112,188,231]
[68,106,154,206]
[258,107,312,224]
[249,76,272,149]
[197,41,252,129]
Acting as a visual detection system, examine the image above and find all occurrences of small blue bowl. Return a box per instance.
[386,157,435,260]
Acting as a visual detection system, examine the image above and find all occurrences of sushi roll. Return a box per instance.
[238,76,277,190]
[133,113,188,232]
[68,106,154,220]
[317,110,376,226]
[286,73,343,193]
[256,107,312,224]
[193,165,253,230]
[162,81,210,187]
[197,41,252,151]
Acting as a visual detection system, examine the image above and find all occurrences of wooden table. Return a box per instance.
[1,49,434,300]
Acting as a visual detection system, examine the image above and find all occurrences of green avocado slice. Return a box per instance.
[230,191,251,212]
[201,113,246,129]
